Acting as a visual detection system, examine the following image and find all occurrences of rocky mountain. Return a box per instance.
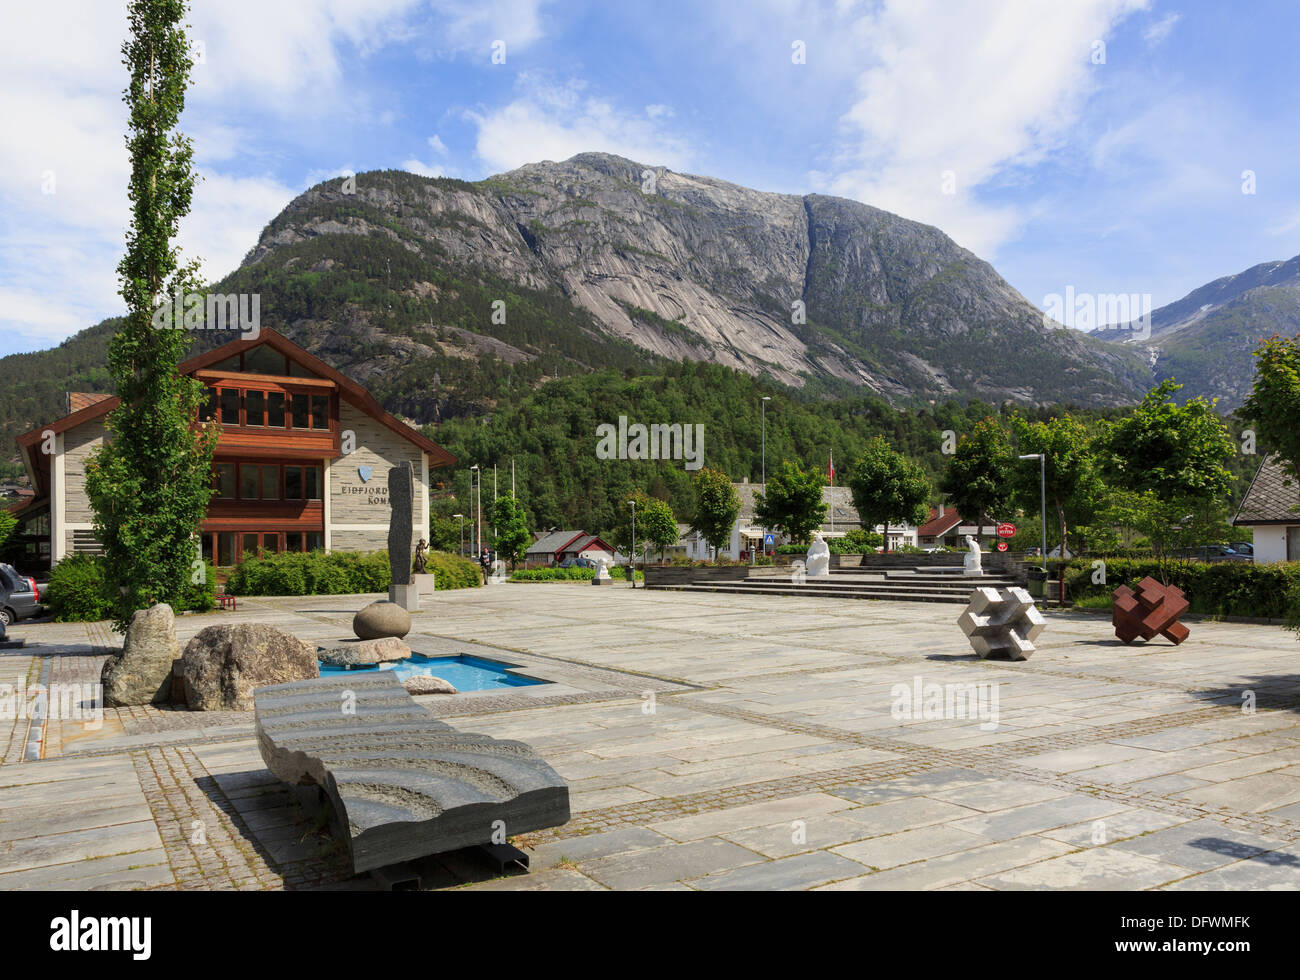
[1093,254,1300,409]
[1,152,1156,464]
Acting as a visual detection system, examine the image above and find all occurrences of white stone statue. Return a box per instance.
[963,534,983,576]
[806,531,831,578]
[592,557,612,585]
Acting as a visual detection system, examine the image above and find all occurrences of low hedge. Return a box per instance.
[46,553,217,622]
[1049,556,1300,620]
[225,549,480,596]
[510,566,641,582]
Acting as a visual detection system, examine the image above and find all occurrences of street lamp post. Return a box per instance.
[760,396,771,562]
[629,498,636,589]
[1018,454,1047,572]
[454,514,464,556]
[469,466,480,557]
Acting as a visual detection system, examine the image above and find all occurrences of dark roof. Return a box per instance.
[527,530,586,555]
[1233,454,1300,525]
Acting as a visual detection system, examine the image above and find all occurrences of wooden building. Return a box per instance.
[12,329,455,570]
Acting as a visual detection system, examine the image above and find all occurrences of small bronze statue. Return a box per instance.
[413,538,428,574]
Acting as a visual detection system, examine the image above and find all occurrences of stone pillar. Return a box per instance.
[387,461,418,611]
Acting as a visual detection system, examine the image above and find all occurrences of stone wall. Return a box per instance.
[329,402,426,556]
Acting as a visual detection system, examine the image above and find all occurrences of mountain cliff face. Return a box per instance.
[236,152,1150,408]
[1,153,1157,464]
[1094,255,1300,409]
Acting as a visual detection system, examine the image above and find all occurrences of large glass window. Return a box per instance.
[220,388,240,424]
[245,390,265,426]
[262,533,280,554]
[291,393,309,428]
[246,346,286,375]
[306,532,323,552]
[311,395,329,429]
[240,464,259,500]
[287,532,303,553]
[214,463,235,498]
[305,466,321,499]
[217,532,235,566]
[285,466,303,500]
[242,533,258,558]
[261,466,279,500]
[201,389,219,422]
[268,392,285,427]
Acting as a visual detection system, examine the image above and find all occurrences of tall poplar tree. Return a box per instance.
[85,0,216,629]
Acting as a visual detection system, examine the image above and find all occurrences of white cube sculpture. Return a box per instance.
[958,586,1045,661]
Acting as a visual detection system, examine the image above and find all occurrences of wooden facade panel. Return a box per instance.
[62,418,106,525]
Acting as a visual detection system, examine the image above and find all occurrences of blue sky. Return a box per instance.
[2,0,1298,357]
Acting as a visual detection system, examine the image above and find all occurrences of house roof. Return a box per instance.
[567,535,614,553]
[918,506,963,537]
[527,530,587,555]
[68,392,113,413]
[16,329,456,470]
[1233,454,1300,525]
[734,481,862,528]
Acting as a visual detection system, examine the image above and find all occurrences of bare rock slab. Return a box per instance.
[101,603,179,706]
[253,673,570,874]
[318,637,411,668]
[183,624,319,711]
[403,675,457,695]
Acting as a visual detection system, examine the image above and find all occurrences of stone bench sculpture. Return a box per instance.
[1113,576,1190,645]
[254,673,570,875]
[958,586,1045,661]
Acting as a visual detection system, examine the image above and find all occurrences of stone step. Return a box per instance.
[664,583,972,603]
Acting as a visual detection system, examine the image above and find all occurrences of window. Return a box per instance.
[262,533,280,554]
[268,392,285,427]
[217,532,235,566]
[201,389,219,422]
[306,532,323,552]
[285,466,303,499]
[291,393,309,428]
[305,466,321,499]
[261,466,279,500]
[311,395,329,430]
[214,463,235,498]
[242,533,259,557]
[220,388,240,424]
[287,532,303,553]
[245,390,265,426]
[240,464,260,500]
[245,346,286,375]
[202,535,214,564]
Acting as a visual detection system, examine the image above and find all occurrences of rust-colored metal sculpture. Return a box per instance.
[1112,576,1190,645]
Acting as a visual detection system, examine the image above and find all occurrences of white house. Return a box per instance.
[1232,454,1292,563]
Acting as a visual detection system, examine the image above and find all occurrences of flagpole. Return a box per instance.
[830,450,835,535]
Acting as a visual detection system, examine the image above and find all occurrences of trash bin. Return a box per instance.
[1026,567,1047,598]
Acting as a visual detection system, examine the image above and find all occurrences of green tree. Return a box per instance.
[84,0,217,631]
[1241,333,1300,479]
[612,491,677,561]
[938,417,1013,545]
[0,511,16,551]
[754,460,827,544]
[1095,378,1236,558]
[689,468,741,559]
[846,437,930,553]
[1009,413,1101,557]
[489,492,532,569]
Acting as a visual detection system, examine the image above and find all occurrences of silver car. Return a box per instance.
[0,563,44,625]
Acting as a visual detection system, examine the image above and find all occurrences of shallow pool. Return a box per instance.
[318,653,545,692]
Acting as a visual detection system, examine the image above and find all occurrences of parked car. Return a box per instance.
[558,556,597,569]
[0,563,44,625]
[1228,541,1255,558]
[1171,544,1250,563]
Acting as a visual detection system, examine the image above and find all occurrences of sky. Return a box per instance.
[2,0,1298,357]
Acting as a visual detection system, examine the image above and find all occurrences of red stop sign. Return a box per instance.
[996,541,1008,552]
[996,522,1016,538]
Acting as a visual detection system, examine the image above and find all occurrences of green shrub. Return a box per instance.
[46,553,216,621]
[226,549,482,596]
[509,565,641,582]
[1053,556,1300,620]
[45,554,115,622]
[775,531,884,555]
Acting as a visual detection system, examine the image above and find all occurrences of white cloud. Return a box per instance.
[469,75,693,173]
[823,0,1148,256]
[1143,11,1180,46]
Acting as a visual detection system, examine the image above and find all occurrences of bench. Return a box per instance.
[253,673,570,875]
[217,593,237,611]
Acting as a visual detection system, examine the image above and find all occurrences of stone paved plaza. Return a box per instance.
[2,583,1300,891]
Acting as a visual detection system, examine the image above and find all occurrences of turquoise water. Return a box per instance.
[318,653,544,691]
